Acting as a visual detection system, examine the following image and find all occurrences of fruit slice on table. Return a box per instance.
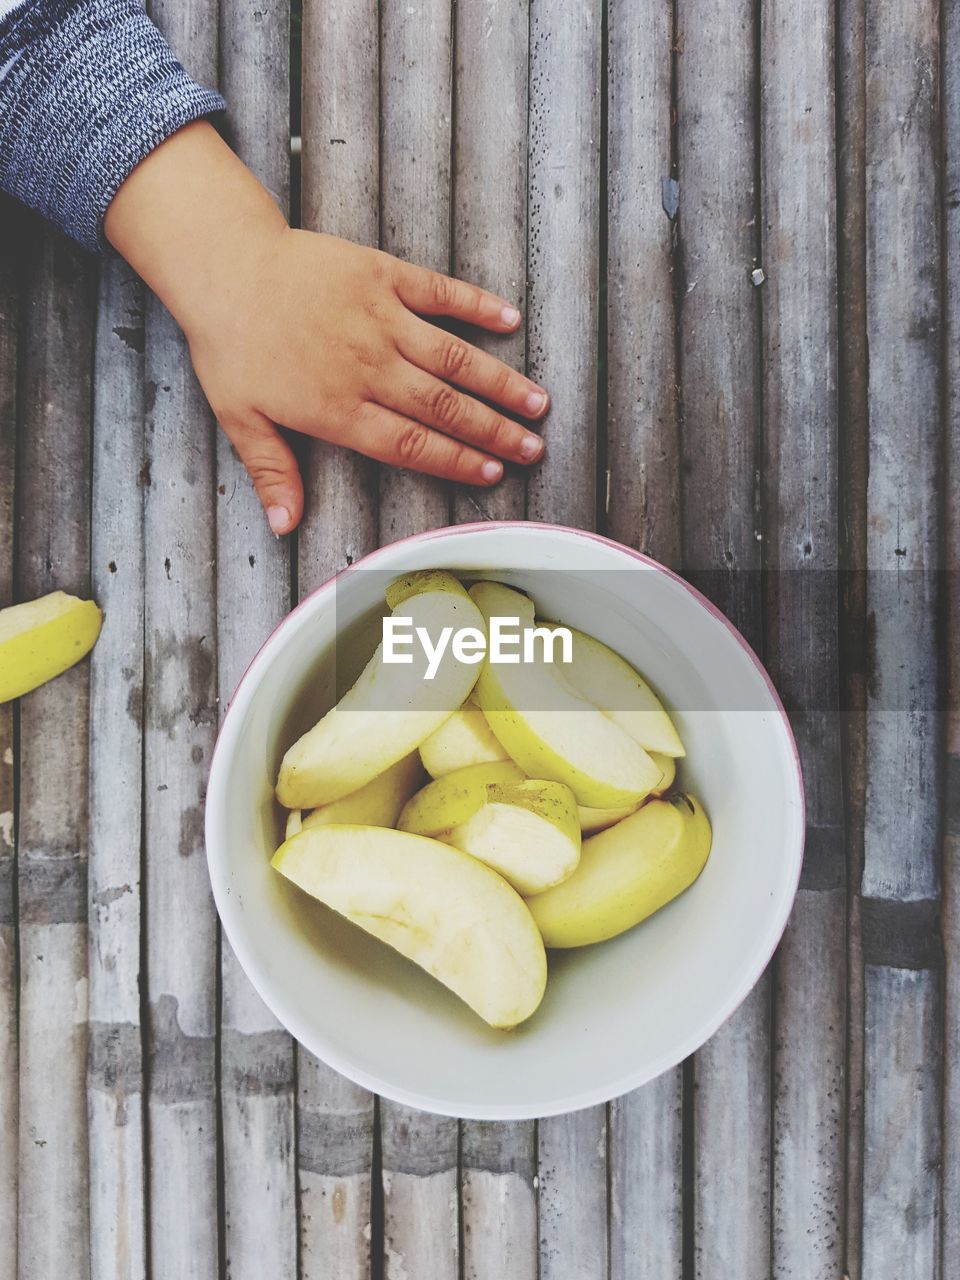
[469,581,663,809]
[577,752,676,834]
[527,793,712,948]
[551,624,686,758]
[284,752,424,839]
[0,591,102,703]
[419,701,510,778]
[276,570,485,809]
[272,824,547,1028]
[398,762,580,895]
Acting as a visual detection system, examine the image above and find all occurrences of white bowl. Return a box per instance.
[206,522,804,1119]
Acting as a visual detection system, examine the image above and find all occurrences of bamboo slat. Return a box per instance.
[16,230,96,1280]
[217,4,297,1276]
[297,2,380,1275]
[87,254,147,1280]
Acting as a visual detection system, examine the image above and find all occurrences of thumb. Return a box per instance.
[219,411,305,535]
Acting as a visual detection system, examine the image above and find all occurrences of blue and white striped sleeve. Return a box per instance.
[0,0,225,251]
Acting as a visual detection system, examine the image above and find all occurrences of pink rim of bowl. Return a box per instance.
[205,520,805,1119]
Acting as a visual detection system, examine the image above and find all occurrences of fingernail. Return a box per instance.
[524,390,548,416]
[500,305,521,327]
[480,459,503,483]
[520,434,544,460]
[267,505,291,535]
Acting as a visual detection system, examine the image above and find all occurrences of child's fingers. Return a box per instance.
[396,317,550,420]
[393,262,522,332]
[218,410,304,534]
[383,369,544,464]
[351,402,506,486]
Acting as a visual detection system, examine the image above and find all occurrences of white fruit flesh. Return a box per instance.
[293,753,424,835]
[276,572,484,808]
[397,761,526,835]
[272,824,547,1027]
[469,581,663,808]
[577,752,676,833]
[419,702,510,777]
[556,625,686,758]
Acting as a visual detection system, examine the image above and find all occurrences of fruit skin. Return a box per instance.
[397,761,526,834]
[555,624,686,758]
[0,591,102,703]
[276,571,484,808]
[271,824,547,1028]
[286,753,424,840]
[577,752,676,833]
[419,702,510,777]
[469,581,662,808]
[399,763,581,895]
[526,793,712,948]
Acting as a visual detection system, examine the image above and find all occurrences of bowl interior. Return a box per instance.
[206,525,803,1118]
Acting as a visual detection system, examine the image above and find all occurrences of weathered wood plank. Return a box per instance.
[451,4,537,1273]
[297,4,379,1276]
[217,5,297,1277]
[760,1,846,1275]
[451,0,529,528]
[675,2,770,1276]
[859,4,943,1275]
[861,965,941,1279]
[526,0,601,532]
[0,195,21,1280]
[836,0,868,1271]
[526,3,606,1275]
[943,0,960,1269]
[87,253,147,1280]
[606,0,679,563]
[380,1105,459,1278]
[142,8,220,1276]
[378,0,453,541]
[16,228,96,1280]
[605,5,683,1276]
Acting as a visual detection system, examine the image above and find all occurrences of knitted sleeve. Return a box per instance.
[0,0,225,251]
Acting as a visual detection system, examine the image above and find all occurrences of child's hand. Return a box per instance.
[105,122,548,535]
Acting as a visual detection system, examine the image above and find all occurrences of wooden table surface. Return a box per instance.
[1,0,957,1276]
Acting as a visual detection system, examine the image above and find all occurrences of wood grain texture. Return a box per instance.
[943,0,960,1270]
[16,229,96,1280]
[675,2,769,1277]
[861,0,941,904]
[217,5,297,1277]
[381,1105,459,1280]
[605,5,682,1276]
[143,10,220,1277]
[539,1106,608,1280]
[87,254,147,1280]
[606,0,679,562]
[378,0,453,540]
[526,0,602,531]
[300,0,379,572]
[451,5,536,1273]
[836,0,868,1271]
[451,0,529,527]
[0,195,20,1280]
[861,965,941,1280]
[297,4,379,1276]
[760,1,846,1275]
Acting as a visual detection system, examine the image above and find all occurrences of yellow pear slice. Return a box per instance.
[272,824,547,1028]
[398,763,580,895]
[469,581,662,808]
[285,752,424,839]
[527,794,712,948]
[419,702,510,777]
[277,571,484,808]
[0,591,102,703]
[577,752,676,833]
[551,624,686,758]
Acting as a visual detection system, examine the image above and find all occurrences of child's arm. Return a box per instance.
[1,1,549,534]
[105,122,549,534]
